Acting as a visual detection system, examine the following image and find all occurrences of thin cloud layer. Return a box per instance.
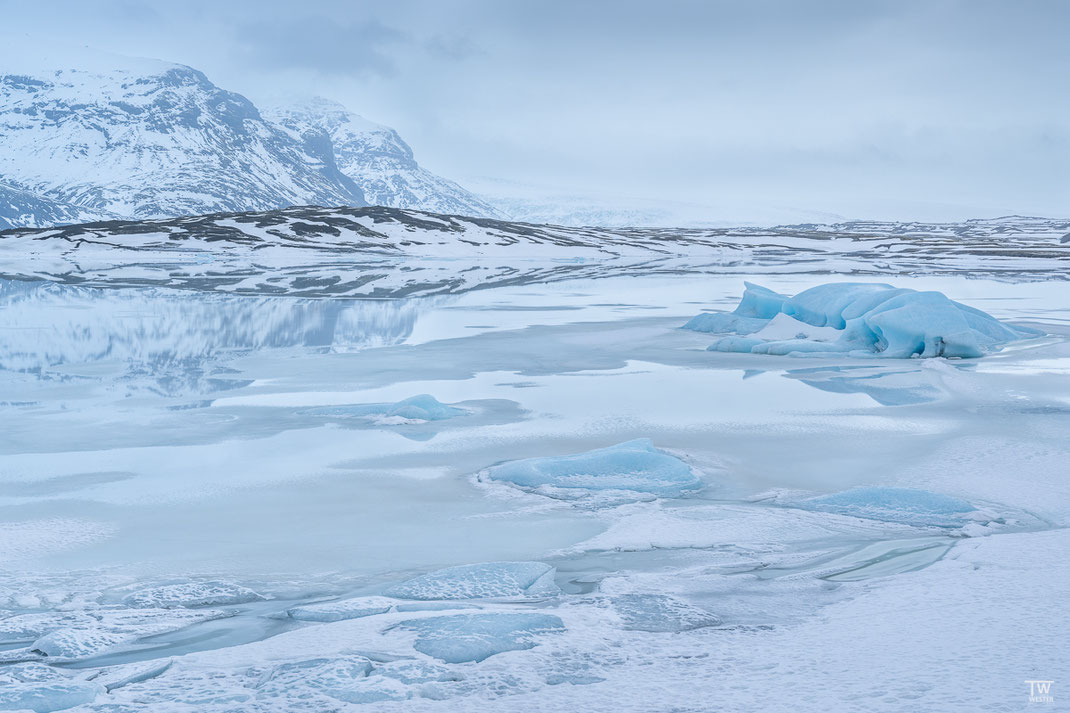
[1,0,1067,221]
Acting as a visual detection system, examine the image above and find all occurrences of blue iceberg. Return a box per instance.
[799,487,979,527]
[397,613,565,663]
[386,562,559,601]
[480,439,702,498]
[304,394,467,423]
[685,282,1041,358]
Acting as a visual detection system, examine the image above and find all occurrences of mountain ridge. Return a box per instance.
[0,48,495,230]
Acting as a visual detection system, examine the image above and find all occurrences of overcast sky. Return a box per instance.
[4,0,1068,221]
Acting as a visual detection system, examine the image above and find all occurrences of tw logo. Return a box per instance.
[1026,680,1054,704]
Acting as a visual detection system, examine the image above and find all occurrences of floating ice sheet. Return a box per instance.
[120,581,265,608]
[607,594,723,632]
[302,394,467,424]
[798,487,979,528]
[0,663,103,712]
[479,439,702,500]
[686,282,1042,358]
[396,612,565,663]
[286,596,395,623]
[386,562,559,601]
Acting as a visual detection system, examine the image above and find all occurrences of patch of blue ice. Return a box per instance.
[397,613,565,663]
[0,663,103,712]
[305,394,466,423]
[682,313,769,335]
[480,439,702,498]
[256,656,405,704]
[386,562,559,601]
[609,594,723,632]
[286,596,395,623]
[121,581,265,608]
[374,660,462,684]
[686,282,1041,358]
[800,487,978,527]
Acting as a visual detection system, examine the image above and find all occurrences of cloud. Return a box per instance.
[234,17,409,78]
[423,34,484,61]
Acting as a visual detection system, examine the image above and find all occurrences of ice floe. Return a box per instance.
[479,439,703,500]
[386,561,559,601]
[686,281,1042,358]
[1,607,227,662]
[395,612,566,663]
[120,581,265,608]
[797,487,981,528]
[286,595,395,623]
[0,663,103,712]
[255,656,384,704]
[302,394,467,424]
[606,594,723,632]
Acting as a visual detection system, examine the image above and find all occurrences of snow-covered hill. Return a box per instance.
[266,99,499,219]
[0,47,498,230]
[0,48,367,227]
[1,206,1065,298]
[0,179,111,229]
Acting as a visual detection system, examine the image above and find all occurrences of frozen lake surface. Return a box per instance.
[1,260,1068,711]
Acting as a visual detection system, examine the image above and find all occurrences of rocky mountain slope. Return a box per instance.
[0,48,495,230]
[0,50,367,228]
[266,98,500,219]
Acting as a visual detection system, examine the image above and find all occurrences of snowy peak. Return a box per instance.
[0,55,367,224]
[265,98,500,218]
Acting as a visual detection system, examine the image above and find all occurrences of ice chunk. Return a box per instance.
[11,608,225,661]
[480,439,702,499]
[0,663,103,712]
[395,601,482,612]
[286,596,395,623]
[31,628,129,659]
[609,594,723,632]
[687,282,1041,358]
[121,581,265,608]
[800,487,978,527]
[387,562,559,601]
[682,282,787,335]
[100,658,174,692]
[707,336,765,353]
[256,656,392,704]
[751,313,842,342]
[397,612,565,663]
[734,282,789,319]
[682,312,768,335]
[375,659,462,684]
[304,394,467,423]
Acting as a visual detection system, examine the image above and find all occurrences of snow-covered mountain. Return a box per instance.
[0,179,110,229]
[265,98,499,219]
[0,47,498,230]
[0,47,368,228]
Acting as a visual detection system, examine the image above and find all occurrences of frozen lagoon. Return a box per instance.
[1,271,1068,712]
